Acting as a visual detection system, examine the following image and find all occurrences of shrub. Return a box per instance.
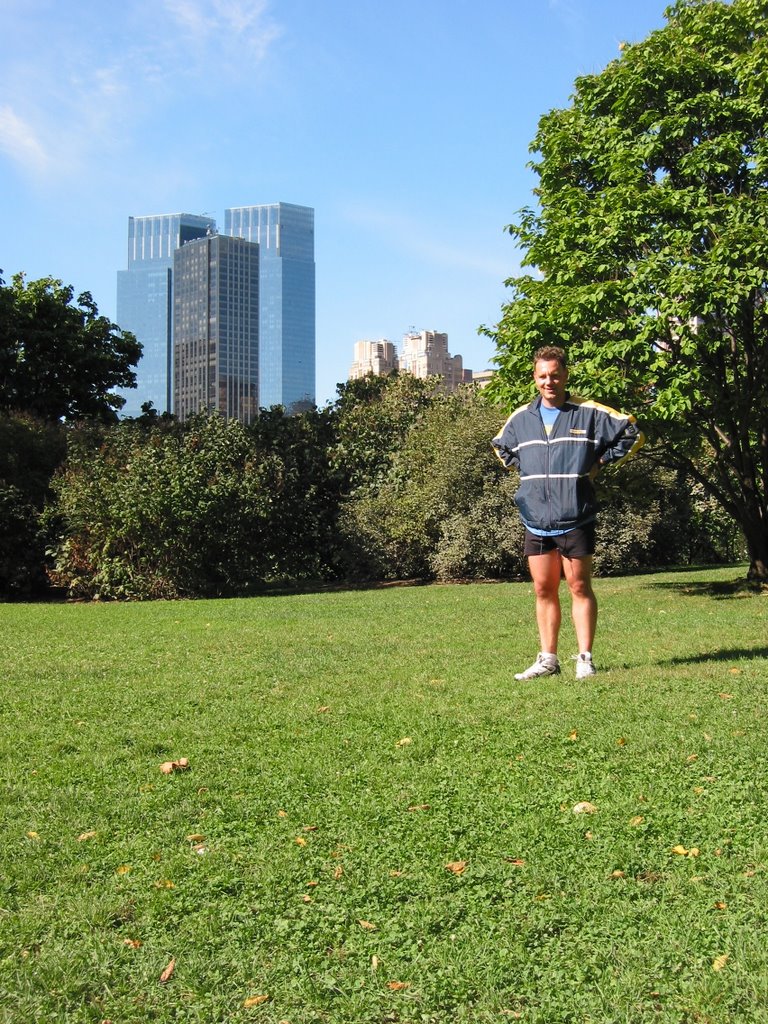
[49,415,282,599]
[0,414,66,598]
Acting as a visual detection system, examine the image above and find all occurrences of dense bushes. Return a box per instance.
[48,409,344,599]
[339,388,526,580]
[1,374,746,600]
[0,415,66,598]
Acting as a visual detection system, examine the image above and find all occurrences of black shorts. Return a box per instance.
[524,522,596,558]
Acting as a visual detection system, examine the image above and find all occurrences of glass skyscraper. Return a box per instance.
[116,213,215,417]
[224,203,315,412]
[173,234,260,424]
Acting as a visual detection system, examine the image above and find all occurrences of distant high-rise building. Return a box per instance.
[116,213,216,416]
[399,330,466,392]
[173,234,260,424]
[225,203,315,412]
[349,339,398,379]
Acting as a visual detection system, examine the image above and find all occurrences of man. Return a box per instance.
[492,346,644,680]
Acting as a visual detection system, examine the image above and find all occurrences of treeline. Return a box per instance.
[0,373,742,601]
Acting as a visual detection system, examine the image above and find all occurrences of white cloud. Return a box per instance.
[0,105,51,175]
[342,202,513,281]
[164,0,282,61]
[0,0,282,184]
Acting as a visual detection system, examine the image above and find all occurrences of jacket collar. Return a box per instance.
[528,392,573,414]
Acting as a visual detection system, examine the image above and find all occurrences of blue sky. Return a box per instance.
[1,0,668,406]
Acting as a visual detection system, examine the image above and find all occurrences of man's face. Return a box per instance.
[533,358,568,408]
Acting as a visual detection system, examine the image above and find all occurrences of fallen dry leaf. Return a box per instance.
[159,758,190,775]
[123,938,142,949]
[572,801,597,814]
[611,870,626,878]
[719,692,734,699]
[159,958,176,984]
[371,955,379,971]
[616,736,627,746]
[396,737,413,747]
[26,831,40,840]
[303,825,318,832]
[186,833,205,843]
[154,879,175,889]
[714,901,727,910]
[278,810,288,818]
[116,865,132,875]
[568,730,579,741]
[629,816,645,827]
[243,994,270,1008]
[686,754,698,763]
[295,836,307,847]
[77,831,97,842]
[445,860,467,875]
[358,920,377,931]
[302,894,312,903]
[503,857,526,866]
[317,706,331,713]
[387,981,410,991]
[333,865,344,880]
[407,804,430,812]
[672,845,689,856]
[712,953,730,971]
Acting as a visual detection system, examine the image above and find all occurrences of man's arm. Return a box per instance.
[491,414,522,470]
[600,417,645,466]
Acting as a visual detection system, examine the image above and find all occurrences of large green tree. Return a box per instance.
[0,273,141,422]
[486,0,768,579]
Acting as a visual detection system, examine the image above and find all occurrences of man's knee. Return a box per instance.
[567,576,595,600]
[533,579,561,601]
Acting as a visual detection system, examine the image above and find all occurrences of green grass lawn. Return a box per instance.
[1,566,767,1023]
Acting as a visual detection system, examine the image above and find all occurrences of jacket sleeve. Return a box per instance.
[491,413,521,470]
[598,414,645,466]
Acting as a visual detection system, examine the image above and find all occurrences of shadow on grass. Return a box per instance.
[660,645,768,666]
[650,576,768,599]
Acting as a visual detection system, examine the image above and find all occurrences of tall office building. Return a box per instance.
[225,203,315,412]
[116,213,216,416]
[173,234,260,424]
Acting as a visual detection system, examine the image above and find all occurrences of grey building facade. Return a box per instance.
[173,234,260,424]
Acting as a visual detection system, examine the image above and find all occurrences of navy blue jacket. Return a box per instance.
[492,394,645,533]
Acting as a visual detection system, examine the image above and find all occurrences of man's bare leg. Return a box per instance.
[528,551,564,654]
[562,554,597,654]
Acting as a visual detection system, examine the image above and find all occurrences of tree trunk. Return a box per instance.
[743,519,768,581]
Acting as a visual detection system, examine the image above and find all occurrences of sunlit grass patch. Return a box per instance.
[1,566,767,1022]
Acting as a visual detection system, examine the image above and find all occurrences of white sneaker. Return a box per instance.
[514,653,561,680]
[574,653,597,679]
